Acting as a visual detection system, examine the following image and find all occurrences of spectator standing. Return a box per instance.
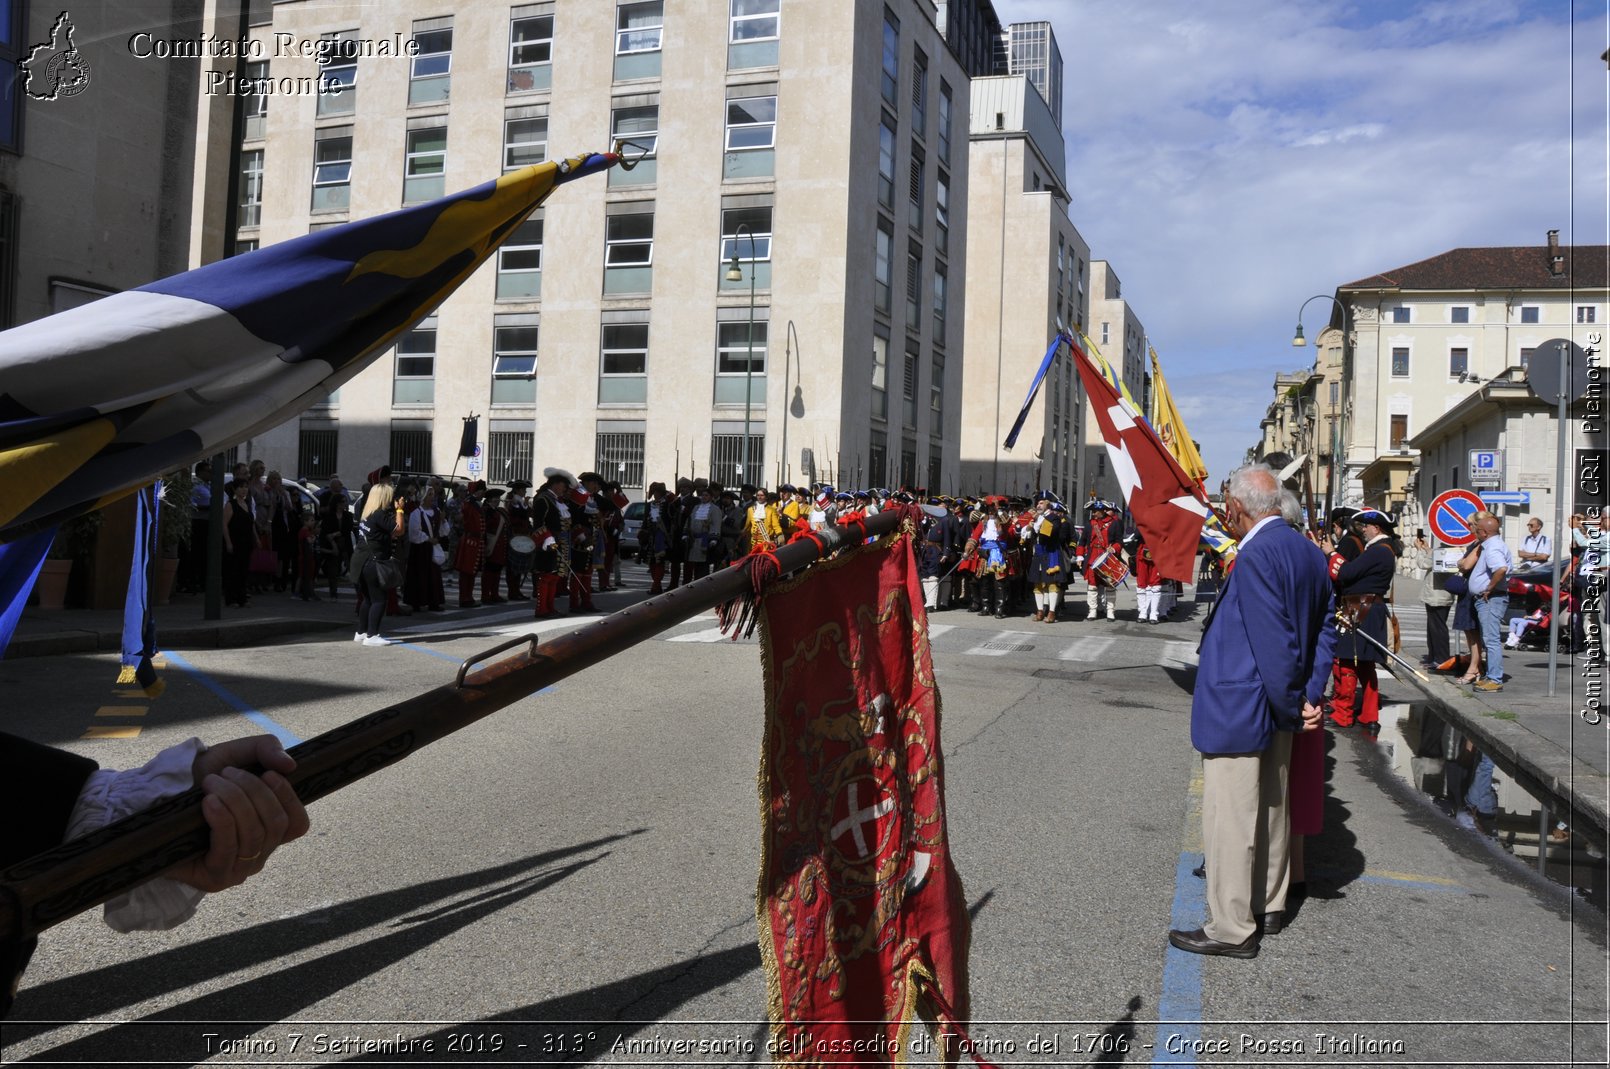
[1468,514,1513,692]
[1412,532,1455,668]
[684,485,724,581]
[404,485,446,612]
[180,460,212,594]
[355,483,400,645]
[265,471,297,594]
[220,479,255,608]
[1516,517,1551,568]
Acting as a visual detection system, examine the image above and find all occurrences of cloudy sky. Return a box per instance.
[990,0,1609,482]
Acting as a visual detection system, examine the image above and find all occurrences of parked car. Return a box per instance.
[620,501,646,559]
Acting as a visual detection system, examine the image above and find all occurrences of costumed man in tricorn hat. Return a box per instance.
[529,468,574,618]
[1027,490,1071,623]
[1077,499,1121,622]
[453,480,487,608]
[1328,507,1398,735]
[480,488,508,604]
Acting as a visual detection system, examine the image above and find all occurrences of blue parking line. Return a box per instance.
[1154,851,1204,1065]
[163,649,302,747]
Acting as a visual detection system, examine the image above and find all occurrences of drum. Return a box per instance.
[507,534,537,573]
[1091,547,1130,587]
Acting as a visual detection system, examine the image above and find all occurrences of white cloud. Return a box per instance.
[988,0,1609,482]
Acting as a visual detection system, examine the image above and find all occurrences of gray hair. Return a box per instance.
[1227,464,1282,519]
[1279,488,1303,529]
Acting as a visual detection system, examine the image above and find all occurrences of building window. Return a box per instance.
[900,438,917,488]
[1450,305,1470,324]
[928,443,942,495]
[1579,306,1598,323]
[504,110,547,171]
[497,217,542,299]
[729,0,780,69]
[871,333,889,420]
[487,425,535,487]
[491,315,539,405]
[715,318,767,406]
[724,95,776,179]
[614,1,662,79]
[911,48,927,136]
[298,424,339,480]
[610,102,659,185]
[317,33,356,117]
[720,204,772,291]
[880,9,900,108]
[603,209,654,295]
[311,127,353,212]
[930,351,943,423]
[403,124,447,203]
[938,81,952,163]
[409,19,453,105]
[907,152,923,231]
[1101,321,1110,346]
[1520,305,1539,323]
[932,265,947,341]
[1328,381,1339,406]
[1391,306,1410,324]
[508,11,554,93]
[1390,415,1408,450]
[390,420,433,472]
[243,61,271,134]
[903,340,918,427]
[600,322,649,404]
[878,115,897,211]
[1520,346,1536,371]
[393,320,437,405]
[935,170,949,256]
[869,427,888,484]
[874,220,893,315]
[596,426,646,490]
[1449,348,1469,378]
[710,429,763,486]
[1390,346,1409,377]
[239,150,263,228]
[0,0,23,152]
[905,246,922,331]
[233,239,258,256]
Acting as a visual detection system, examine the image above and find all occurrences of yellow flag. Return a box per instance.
[1148,346,1210,487]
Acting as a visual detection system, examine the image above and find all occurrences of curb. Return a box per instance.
[1384,660,1610,851]
[5,617,354,660]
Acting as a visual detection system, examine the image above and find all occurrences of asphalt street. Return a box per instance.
[2,571,1605,1067]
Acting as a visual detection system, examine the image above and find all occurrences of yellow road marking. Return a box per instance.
[1364,867,1464,887]
[82,726,142,739]
[94,706,147,717]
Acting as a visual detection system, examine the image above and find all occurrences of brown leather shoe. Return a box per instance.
[1032,610,1045,622]
[1167,927,1259,958]
[1045,611,1057,623]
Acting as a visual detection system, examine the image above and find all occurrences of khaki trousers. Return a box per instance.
[1202,731,1292,944]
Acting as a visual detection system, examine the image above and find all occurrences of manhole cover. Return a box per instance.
[983,642,1034,652]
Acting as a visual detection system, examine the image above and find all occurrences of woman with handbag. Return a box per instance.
[221,479,256,608]
[404,486,447,612]
[356,484,402,646]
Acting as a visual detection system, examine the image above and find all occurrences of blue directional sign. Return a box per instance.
[1479,491,1530,506]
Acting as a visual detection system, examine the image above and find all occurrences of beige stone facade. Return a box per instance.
[1082,259,1147,503]
[190,0,984,497]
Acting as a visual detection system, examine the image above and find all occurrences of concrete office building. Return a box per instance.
[1083,259,1148,503]
[190,0,1002,497]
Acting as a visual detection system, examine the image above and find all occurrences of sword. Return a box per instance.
[1336,610,1435,685]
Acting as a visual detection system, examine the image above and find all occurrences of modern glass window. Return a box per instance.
[1579,306,1598,323]
[394,320,436,405]
[403,125,447,203]
[724,95,776,179]
[604,211,654,295]
[1390,415,1408,450]
[934,171,949,256]
[720,204,772,291]
[880,9,900,109]
[910,48,927,137]
[1520,305,1540,323]
[243,60,271,134]
[610,103,658,186]
[905,247,921,331]
[311,127,353,212]
[507,12,553,93]
[239,149,263,228]
[1449,348,1469,377]
[497,217,542,299]
[600,322,649,404]
[932,265,947,341]
[871,333,889,420]
[729,0,780,69]
[1391,346,1409,377]
[317,33,356,117]
[874,220,893,315]
[715,319,767,405]
[409,22,452,105]
[937,81,952,163]
[878,115,897,210]
[504,112,547,171]
[614,1,662,79]
[1390,305,1410,323]
[1450,305,1470,324]
[492,316,539,405]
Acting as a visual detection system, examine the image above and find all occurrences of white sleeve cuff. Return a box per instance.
[67,737,209,932]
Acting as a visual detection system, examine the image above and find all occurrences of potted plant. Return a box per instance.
[36,508,104,610]
[155,469,195,605]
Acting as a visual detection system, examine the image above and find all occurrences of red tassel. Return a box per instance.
[917,975,1003,1069]
[717,541,783,640]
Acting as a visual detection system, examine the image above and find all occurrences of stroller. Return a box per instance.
[1503,574,1576,651]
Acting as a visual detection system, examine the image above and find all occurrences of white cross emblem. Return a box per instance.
[831,781,894,860]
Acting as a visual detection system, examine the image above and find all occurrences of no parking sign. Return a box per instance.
[1426,488,1486,546]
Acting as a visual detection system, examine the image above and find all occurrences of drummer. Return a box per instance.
[504,480,534,602]
[1077,499,1122,622]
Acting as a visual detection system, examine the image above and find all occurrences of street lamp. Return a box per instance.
[782,319,800,487]
[1291,293,1351,509]
[726,222,758,486]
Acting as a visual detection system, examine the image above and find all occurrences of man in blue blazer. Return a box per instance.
[1168,465,1337,958]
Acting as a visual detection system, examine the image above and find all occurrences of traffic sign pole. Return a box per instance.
[1549,339,1568,697]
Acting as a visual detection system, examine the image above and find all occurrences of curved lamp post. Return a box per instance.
[725,223,758,485]
[1291,293,1351,509]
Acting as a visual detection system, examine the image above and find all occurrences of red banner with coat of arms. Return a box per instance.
[755,527,976,1066]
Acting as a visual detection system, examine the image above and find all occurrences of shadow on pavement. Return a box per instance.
[1087,994,1142,1065]
[1306,731,1366,899]
[8,831,645,1054]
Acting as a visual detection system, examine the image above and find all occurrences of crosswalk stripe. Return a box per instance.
[669,627,735,643]
[925,623,954,640]
[1058,636,1116,661]
[1160,640,1199,666]
[965,630,1038,657]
